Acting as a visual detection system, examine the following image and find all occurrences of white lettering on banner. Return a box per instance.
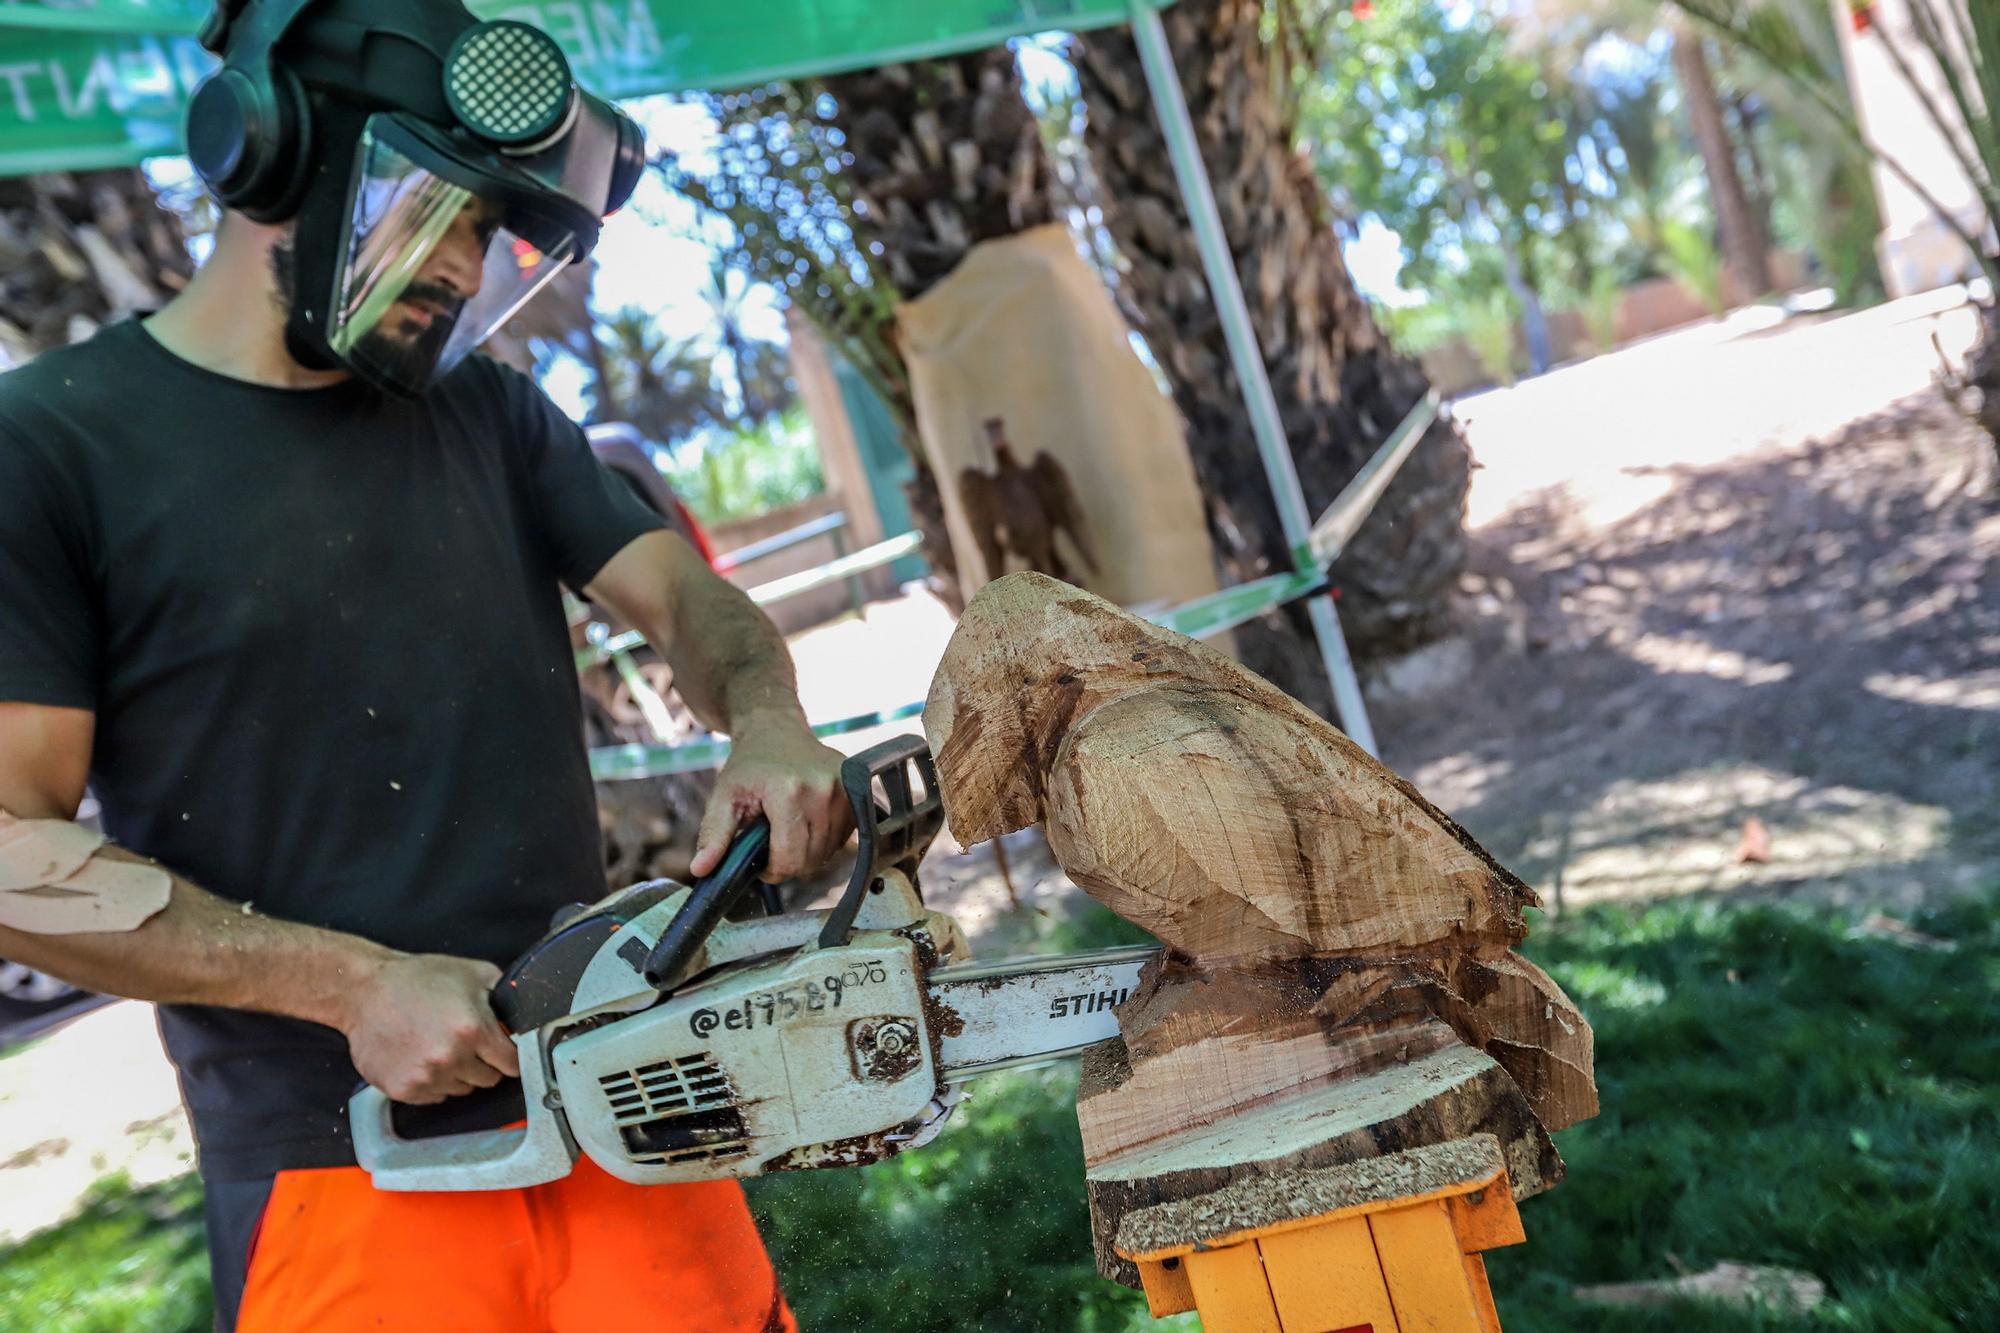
[496,0,662,81]
[0,32,212,129]
[110,40,169,112]
[0,63,38,121]
[590,0,661,68]
[51,51,114,118]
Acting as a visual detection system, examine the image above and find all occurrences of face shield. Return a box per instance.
[329,115,581,396]
[268,16,645,396]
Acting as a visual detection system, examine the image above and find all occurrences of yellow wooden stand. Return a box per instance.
[1118,1160,1525,1333]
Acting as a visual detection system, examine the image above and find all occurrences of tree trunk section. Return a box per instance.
[925,572,1595,1281]
[1071,0,1472,711]
[1671,29,1774,297]
[0,170,192,362]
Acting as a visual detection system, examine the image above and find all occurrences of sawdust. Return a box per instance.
[1114,1133,1506,1257]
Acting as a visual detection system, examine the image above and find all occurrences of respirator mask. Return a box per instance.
[186,0,645,396]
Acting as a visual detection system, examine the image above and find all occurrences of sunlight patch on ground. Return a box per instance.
[1402,750,1516,814]
[1455,287,1985,532]
[1517,763,1951,908]
[1623,631,1794,686]
[0,1003,190,1245]
[1865,668,2000,712]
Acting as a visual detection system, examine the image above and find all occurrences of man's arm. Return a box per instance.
[584,528,850,881]
[0,701,518,1105]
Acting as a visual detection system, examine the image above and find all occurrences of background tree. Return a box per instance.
[1305,0,1601,374]
[590,306,736,444]
[697,259,792,423]
[0,169,191,364]
[663,48,1058,602]
[1667,0,1998,448]
[1670,19,1776,293]
[1066,0,1473,708]
[675,29,1475,703]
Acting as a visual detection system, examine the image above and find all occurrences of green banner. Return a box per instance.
[0,0,1166,176]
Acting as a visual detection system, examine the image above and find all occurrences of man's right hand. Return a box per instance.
[341,952,520,1105]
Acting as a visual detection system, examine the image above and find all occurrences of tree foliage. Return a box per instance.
[1305,0,1597,307]
[1668,0,1997,289]
[659,85,913,436]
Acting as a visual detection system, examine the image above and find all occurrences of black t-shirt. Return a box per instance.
[0,320,663,1179]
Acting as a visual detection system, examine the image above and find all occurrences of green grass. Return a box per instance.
[0,1174,210,1333]
[3,891,1994,1332]
[1491,891,2000,1332]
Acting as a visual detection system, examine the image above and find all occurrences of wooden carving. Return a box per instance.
[957,417,1101,583]
[924,572,1596,1281]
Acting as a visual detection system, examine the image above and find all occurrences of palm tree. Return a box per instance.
[1667,0,1999,449]
[0,169,192,364]
[663,48,1058,605]
[1069,0,1472,707]
[1670,19,1777,294]
[677,23,1475,704]
[697,259,791,422]
[593,307,731,445]
[1523,0,1777,295]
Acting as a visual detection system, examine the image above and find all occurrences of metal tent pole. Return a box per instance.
[1128,0,1377,754]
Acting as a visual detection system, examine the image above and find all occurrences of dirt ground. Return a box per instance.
[930,286,2000,938]
[3,284,1994,1246]
[1376,292,1998,919]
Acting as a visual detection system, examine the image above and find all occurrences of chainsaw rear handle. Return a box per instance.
[641,817,771,990]
[349,1034,579,1191]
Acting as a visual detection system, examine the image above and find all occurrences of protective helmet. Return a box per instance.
[186,0,645,395]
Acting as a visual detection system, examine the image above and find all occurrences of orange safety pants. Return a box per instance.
[216,1157,794,1332]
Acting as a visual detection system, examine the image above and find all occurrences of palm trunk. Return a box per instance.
[810,49,1061,607]
[817,54,1058,299]
[1671,27,1774,296]
[1969,304,2000,460]
[0,169,192,362]
[1071,0,1471,711]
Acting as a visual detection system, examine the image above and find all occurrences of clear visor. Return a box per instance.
[329,123,577,393]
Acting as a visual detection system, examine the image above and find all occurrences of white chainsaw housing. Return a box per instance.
[351,868,965,1191]
[557,931,942,1183]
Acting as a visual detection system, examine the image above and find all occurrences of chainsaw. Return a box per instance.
[350,735,1158,1191]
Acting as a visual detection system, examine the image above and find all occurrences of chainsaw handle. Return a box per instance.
[818,736,943,950]
[641,817,771,990]
[349,1034,578,1192]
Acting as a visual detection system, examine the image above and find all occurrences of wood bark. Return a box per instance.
[1072,0,1473,706]
[0,170,193,363]
[1670,27,1774,297]
[925,572,1595,1280]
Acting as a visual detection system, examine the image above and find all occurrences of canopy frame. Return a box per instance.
[0,0,1435,750]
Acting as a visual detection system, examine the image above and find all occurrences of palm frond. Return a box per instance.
[1664,0,2000,287]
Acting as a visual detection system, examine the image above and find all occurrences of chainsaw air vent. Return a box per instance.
[599,1053,750,1166]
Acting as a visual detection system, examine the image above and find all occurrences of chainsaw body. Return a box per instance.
[352,737,962,1191]
[352,736,1154,1192]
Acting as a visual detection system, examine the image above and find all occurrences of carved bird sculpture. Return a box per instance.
[924,572,1596,1135]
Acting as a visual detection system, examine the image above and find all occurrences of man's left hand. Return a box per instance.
[691,720,850,883]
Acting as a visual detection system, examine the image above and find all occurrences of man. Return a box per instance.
[0,2,844,1328]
